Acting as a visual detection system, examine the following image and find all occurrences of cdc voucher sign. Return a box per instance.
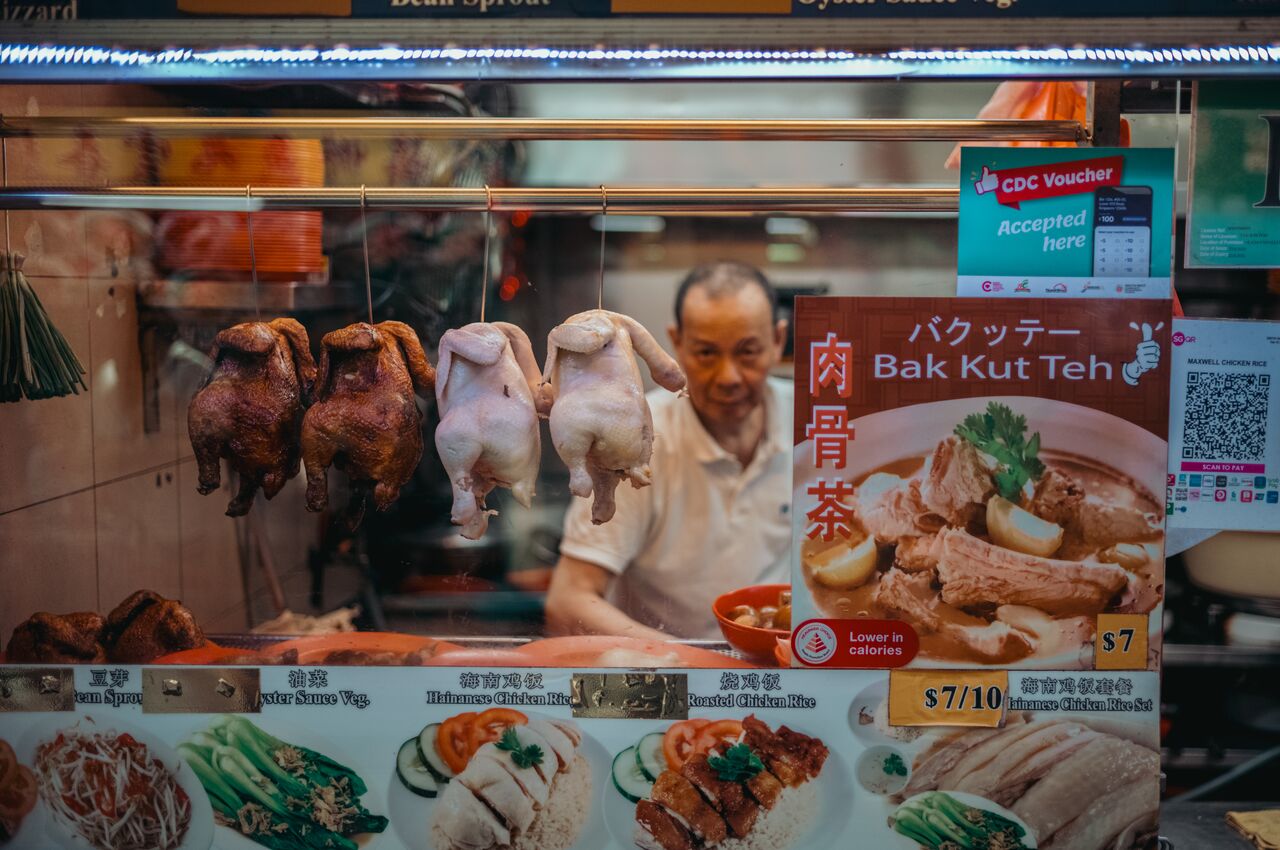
[957,147,1174,299]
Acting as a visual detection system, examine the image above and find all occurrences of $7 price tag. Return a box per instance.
[1095,614,1148,670]
[888,670,1008,728]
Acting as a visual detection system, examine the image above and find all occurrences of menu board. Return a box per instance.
[1167,316,1280,530]
[0,663,1161,850]
[956,147,1175,299]
[790,296,1172,672]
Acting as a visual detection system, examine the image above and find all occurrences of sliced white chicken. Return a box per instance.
[456,745,538,833]
[435,322,547,539]
[473,747,550,808]
[509,724,558,785]
[433,779,513,850]
[549,719,583,748]
[540,309,686,524]
[526,718,575,771]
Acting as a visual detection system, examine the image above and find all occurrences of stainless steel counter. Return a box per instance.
[1162,801,1274,849]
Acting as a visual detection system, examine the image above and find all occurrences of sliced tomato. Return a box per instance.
[0,766,37,821]
[469,708,528,754]
[691,720,744,757]
[0,741,15,788]
[437,712,478,775]
[662,719,711,771]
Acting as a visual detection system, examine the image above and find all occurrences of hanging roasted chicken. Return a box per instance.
[541,309,686,524]
[302,321,435,528]
[188,318,316,517]
[435,322,548,539]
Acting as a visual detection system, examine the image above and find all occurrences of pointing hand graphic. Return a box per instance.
[1123,321,1163,386]
[974,166,1000,195]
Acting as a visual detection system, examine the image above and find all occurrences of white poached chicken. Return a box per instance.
[435,322,548,539]
[540,310,687,524]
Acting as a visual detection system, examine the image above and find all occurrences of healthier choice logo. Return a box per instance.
[793,622,838,665]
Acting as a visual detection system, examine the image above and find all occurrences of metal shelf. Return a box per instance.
[0,185,959,214]
[1163,643,1280,668]
[0,116,1085,143]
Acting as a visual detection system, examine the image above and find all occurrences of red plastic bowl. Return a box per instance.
[713,584,791,662]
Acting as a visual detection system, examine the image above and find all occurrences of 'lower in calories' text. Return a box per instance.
[849,629,907,657]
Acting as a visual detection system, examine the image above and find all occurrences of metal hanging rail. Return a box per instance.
[0,116,1085,143]
[0,185,959,214]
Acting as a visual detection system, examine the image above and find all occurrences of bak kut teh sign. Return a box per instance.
[790,297,1171,672]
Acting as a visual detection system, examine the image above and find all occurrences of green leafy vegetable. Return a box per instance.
[181,715,387,850]
[954,402,1045,503]
[883,752,908,777]
[707,743,765,783]
[496,727,544,770]
[890,792,1030,850]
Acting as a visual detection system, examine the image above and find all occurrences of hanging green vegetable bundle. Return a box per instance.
[0,252,88,402]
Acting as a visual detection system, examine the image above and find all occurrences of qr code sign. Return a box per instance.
[1181,371,1271,461]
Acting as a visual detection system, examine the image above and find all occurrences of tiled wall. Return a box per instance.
[0,85,318,642]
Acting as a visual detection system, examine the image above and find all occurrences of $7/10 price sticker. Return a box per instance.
[888,670,1009,728]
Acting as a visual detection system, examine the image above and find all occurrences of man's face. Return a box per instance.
[669,284,787,430]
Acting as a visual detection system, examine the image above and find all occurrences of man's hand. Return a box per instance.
[545,556,670,641]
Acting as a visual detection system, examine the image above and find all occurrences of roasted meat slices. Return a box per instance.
[741,716,808,787]
[634,717,828,850]
[744,768,783,810]
[635,799,695,850]
[649,772,728,845]
[681,754,760,837]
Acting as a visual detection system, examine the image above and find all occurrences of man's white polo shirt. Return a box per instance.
[558,377,794,639]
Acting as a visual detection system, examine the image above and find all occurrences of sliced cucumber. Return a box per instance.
[612,746,653,803]
[635,732,667,781]
[397,738,439,798]
[417,723,455,781]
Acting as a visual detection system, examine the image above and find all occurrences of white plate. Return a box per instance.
[387,716,609,850]
[17,715,214,850]
[889,790,1039,848]
[191,721,388,850]
[601,720,854,850]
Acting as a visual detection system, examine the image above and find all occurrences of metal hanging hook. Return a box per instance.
[480,184,493,324]
[597,185,607,311]
[359,184,373,324]
[2,137,10,257]
[245,184,260,320]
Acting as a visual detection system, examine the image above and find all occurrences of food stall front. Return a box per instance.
[1,5,1279,850]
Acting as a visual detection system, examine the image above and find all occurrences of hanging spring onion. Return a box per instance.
[0,252,88,402]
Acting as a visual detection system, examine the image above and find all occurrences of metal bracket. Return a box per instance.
[0,667,75,712]
[570,672,688,720]
[142,667,261,714]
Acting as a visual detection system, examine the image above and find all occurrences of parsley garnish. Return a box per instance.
[883,752,908,777]
[954,402,1045,503]
[707,743,765,783]
[495,727,543,770]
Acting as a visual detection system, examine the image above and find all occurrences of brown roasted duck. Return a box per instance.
[302,321,436,528]
[104,590,206,663]
[5,590,205,664]
[5,612,107,663]
[189,318,316,516]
